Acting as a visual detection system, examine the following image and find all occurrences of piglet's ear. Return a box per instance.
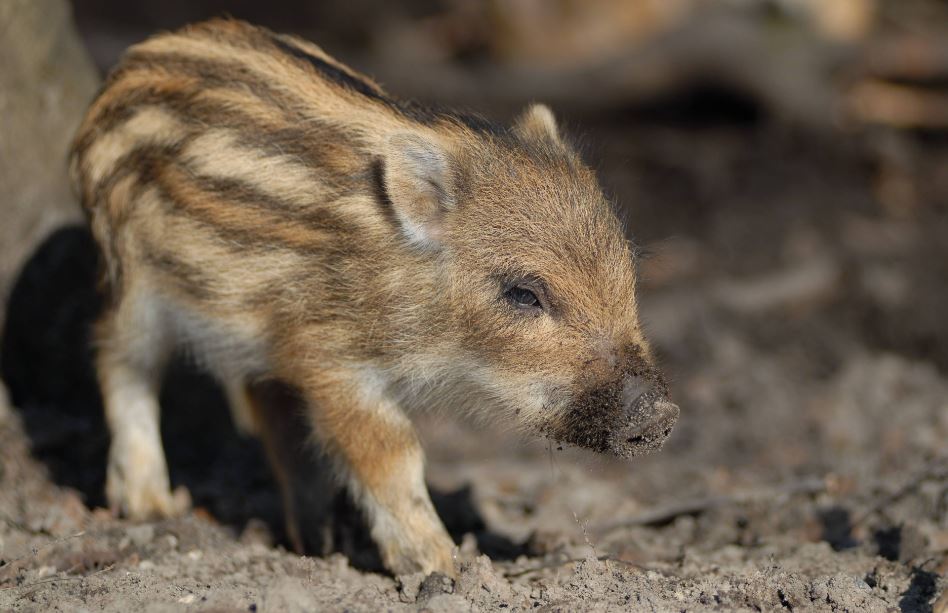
[512,103,560,145]
[382,133,456,249]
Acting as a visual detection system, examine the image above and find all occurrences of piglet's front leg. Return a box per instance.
[302,367,456,577]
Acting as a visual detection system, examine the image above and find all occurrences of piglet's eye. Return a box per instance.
[505,285,541,309]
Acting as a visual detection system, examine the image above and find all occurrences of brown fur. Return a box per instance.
[70,19,678,576]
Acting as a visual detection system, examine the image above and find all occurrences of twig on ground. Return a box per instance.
[0,529,86,568]
[590,477,827,537]
[852,462,948,527]
[0,564,114,592]
[0,513,53,538]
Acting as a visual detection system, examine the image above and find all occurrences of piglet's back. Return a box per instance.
[68,19,490,314]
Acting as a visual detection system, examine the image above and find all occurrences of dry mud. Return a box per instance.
[2,119,947,611]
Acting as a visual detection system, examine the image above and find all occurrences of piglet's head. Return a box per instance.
[380,104,679,458]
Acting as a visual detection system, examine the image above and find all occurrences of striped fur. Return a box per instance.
[70,19,677,576]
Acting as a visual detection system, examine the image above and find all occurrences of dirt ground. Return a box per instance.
[3,4,948,611]
[2,115,946,611]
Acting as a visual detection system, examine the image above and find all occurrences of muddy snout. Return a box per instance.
[610,376,680,458]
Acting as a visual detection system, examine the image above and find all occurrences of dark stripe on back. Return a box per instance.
[91,141,188,214]
[269,35,388,102]
[265,33,504,136]
[76,53,307,152]
[90,145,363,301]
[187,174,358,236]
[152,163,364,260]
[92,138,365,240]
[120,52,297,113]
[74,60,363,193]
[141,240,217,301]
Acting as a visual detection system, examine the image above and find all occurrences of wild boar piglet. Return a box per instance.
[70,19,679,576]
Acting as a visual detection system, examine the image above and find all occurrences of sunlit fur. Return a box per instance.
[70,19,664,576]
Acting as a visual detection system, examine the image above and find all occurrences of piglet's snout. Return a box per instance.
[611,375,680,457]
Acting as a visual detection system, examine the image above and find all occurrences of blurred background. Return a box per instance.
[1,1,947,610]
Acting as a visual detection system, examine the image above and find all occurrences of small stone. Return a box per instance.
[239,518,273,548]
[417,572,455,602]
[397,572,426,603]
[36,565,57,578]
